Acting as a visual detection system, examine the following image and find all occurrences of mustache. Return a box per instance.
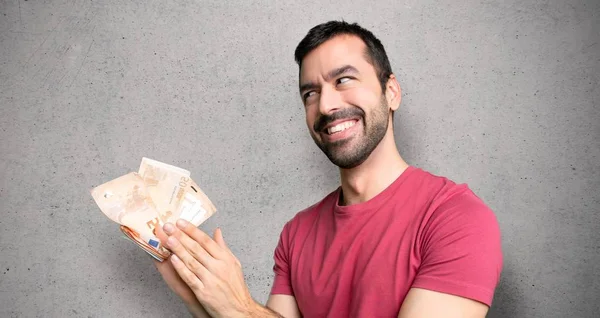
[314,107,365,132]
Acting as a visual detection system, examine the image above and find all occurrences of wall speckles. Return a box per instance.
[1,0,598,317]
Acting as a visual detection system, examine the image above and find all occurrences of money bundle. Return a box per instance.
[90,158,216,262]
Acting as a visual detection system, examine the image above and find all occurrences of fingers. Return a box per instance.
[213,228,240,267]
[155,258,185,288]
[175,219,228,260]
[214,227,227,249]
[166,232,210,277]
[161,220,239,287]
[170,254,205,292]
[154,223,169,246]
[171,227,213,269]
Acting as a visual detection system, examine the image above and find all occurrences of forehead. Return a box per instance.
[299,34,376,81]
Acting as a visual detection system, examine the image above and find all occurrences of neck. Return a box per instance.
[338,128,409,206]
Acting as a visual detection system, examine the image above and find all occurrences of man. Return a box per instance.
[154,21,503,317]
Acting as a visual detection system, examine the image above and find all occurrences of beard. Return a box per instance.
[311,97,390,169]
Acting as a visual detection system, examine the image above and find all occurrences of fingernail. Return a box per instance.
[176,219,189,229]
[171,254,180,264]
[167,236,177,247]
[163,223,175,234]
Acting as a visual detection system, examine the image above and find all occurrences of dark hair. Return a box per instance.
[294,21,393,92]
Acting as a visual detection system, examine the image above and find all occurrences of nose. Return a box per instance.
[318,85,342,115]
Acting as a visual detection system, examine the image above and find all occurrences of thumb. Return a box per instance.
[214,227,227,249]
[214,227,241,267]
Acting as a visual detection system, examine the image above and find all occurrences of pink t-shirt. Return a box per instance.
[270,166,503,317]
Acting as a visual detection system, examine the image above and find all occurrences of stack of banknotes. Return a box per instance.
[90,158,216,261]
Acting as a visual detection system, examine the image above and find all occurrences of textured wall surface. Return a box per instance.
[1,0,598,317]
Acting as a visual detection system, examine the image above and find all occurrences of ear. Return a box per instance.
[385,74,401,111]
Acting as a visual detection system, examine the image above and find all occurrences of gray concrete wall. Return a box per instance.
[1,0,598,317]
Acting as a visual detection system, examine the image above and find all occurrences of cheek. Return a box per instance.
[305,108,316,131]
[341,86,379,108]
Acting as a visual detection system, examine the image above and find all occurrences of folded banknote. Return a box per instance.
[90,158,216,261]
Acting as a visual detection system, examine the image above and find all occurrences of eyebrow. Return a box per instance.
[299,65,360,93]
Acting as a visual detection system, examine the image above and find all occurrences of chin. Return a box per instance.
[326,145,370,169]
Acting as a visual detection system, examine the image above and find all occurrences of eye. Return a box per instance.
[337,77,353,85]
[303,91,316,101]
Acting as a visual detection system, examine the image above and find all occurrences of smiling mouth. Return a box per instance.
[325,120,358,135]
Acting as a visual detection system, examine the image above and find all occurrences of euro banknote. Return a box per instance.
[90,158,217,261]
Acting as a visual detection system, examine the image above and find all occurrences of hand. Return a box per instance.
[162,219,256,318]
[154,225,210,318]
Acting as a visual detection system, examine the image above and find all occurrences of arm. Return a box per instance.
[153,226,211,318]
[399,188,502,317]
[186,303,211,318]
[161,219,300,318]
[156,214,301,318]
[266,294,302,318]
[398,288,488,318]
[265,220,302,317]
[245,300,287,318]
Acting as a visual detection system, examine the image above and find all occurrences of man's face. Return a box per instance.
[299,35,391,169]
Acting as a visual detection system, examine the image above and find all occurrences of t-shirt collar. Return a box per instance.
[333,165,417,216]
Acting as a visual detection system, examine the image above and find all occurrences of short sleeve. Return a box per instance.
[412,189,503,306]
[270,221,294,296]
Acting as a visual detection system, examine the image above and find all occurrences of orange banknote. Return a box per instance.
[91,158,217,261]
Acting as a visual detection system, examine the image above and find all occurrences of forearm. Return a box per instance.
[247,302,285,318]
[186,299,284,318]
[185,301,210,318]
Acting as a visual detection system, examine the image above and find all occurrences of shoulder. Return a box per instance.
[411,169,502,262]
[409,170,503,305]
[426,186,501,246]
[405,167,501,248]
[426,170,497,230]
[408,167,495,218]
[406,167,463,199]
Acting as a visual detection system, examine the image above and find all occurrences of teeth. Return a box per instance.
[327,121,356,134]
